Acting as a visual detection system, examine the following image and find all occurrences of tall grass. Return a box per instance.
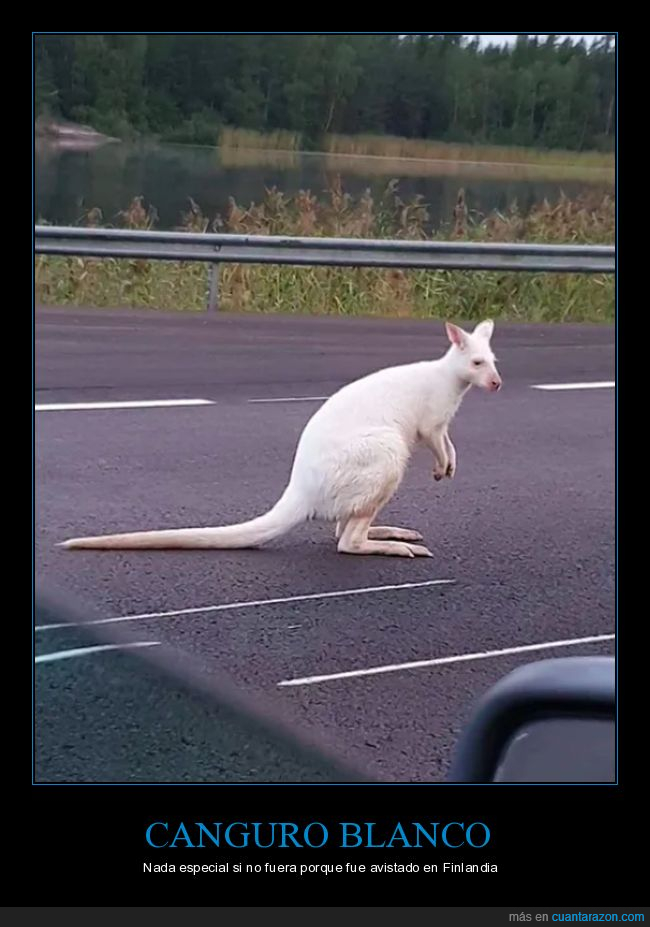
[217,145,613,182]
[35,182,615,324]
[217,126,614,171]
[218,126,303,152]
[323,133,615,169]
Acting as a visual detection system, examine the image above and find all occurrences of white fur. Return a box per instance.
[61,319,501,558]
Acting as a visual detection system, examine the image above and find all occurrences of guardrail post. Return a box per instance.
[207,262,220,312]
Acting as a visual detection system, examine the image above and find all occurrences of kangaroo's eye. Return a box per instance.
[472,359,483,367]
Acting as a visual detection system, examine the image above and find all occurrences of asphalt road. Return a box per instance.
[34,307,615,782]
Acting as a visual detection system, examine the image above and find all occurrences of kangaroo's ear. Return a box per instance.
[473,319,495,342]
[445,321,469,349]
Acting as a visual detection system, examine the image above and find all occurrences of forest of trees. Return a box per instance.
[34,34,616,152]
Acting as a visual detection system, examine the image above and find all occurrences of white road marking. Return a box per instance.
[35,641,160,664]
[35,399,215,411]
[247,396,329,403]
[34,579,454,632]
[531,381,614,391]
[277,633,615,687]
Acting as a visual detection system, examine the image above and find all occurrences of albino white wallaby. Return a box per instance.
[62,319,501,558]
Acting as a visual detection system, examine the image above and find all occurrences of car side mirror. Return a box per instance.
[447,656,615,783]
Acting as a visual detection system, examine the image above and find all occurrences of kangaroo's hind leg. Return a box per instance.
[335,520,423,542]
[368,525,424,541]
[337,514,432,558]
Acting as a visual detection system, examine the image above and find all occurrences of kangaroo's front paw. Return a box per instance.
[432,465,445,482]
[445,461,456,479]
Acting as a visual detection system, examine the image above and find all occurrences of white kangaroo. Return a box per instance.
[61,319,501,558]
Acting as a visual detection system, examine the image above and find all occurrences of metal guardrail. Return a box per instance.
[35,225,615,312]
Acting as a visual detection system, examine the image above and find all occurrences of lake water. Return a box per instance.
[35,140,614,233]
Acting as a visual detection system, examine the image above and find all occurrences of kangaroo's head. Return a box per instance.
[445,319,502,392]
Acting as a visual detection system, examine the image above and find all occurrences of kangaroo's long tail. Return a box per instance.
[60,484,307,550]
